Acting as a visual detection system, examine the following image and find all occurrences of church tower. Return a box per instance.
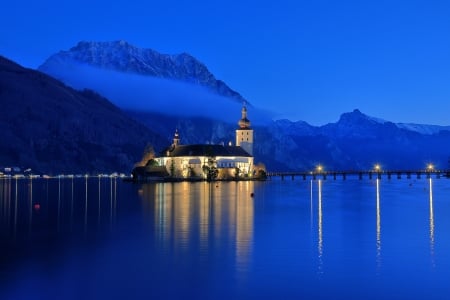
[236,103,254,156]
[172,129,180,146]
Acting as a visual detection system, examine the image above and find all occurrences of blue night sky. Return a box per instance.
[1,0,450,125]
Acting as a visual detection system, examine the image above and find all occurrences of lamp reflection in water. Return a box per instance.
[84,175,88,233]
[317,179,323,276]
[0,178,12,236]
[176,182,191,250]
[199,183,210,256]
[429,178,435,268]
[236,181,254,276]
[14,178,18,238]
[70,176,74,230]
[98,176,101,225]
[376,178,382,273]
[0,176,120,238]
[28,176,33,233]
[109,176,118,228]
[310,180,313,231]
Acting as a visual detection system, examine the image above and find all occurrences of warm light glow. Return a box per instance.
[427,164,434,171]
[316,165,323,173]
[374,164,381,172]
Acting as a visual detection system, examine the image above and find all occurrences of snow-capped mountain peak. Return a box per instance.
[39,40,246,103]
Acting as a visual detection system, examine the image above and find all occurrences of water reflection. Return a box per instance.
[139,182,254,276]
[28,177,33,233]
[0,177,118,239]
[429,178,435,268]
[2,177,450,299]
[236,181,254,273]
[0,178,12,235]
[58,176,61,231]
[310,180,313,231]
[12,179,16,238]
[317,179,323,276]
[376,178,382,273]
[84,175,88,232]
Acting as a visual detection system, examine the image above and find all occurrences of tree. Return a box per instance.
[254,162,267,180]
[145,159,158,167]
[234,167,241,179]
[202,157,218,181]
[135,144,155,167]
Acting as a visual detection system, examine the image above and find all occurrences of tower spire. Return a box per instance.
[172,129,180,146]
[238,102,251,129]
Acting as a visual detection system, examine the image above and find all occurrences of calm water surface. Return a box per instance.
[0,176,450,299]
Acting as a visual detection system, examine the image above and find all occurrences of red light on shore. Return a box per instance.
[34,203,40,211]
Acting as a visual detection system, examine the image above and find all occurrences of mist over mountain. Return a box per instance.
[0,56,166,173]
[40,40,243,98]
[38,41,273,124]
[42,40,243,101]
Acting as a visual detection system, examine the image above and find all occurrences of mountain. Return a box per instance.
[267,109,450,170]
[38,40,246,104]
[0,56,166,174]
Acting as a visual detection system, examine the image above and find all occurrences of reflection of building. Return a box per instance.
[155,105,254,180]
[139,182,254,272]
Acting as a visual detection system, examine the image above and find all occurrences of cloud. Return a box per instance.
[44,61,273,125]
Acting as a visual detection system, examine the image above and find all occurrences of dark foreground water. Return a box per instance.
[0,176,449,299]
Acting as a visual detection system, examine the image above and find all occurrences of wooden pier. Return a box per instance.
[266,169,450,180]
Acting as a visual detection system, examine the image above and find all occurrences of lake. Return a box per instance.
[0,176,449,299]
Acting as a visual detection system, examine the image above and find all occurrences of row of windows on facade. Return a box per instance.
[177,161,248,168]
[218,162,247,168]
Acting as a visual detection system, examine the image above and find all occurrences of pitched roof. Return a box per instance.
[164,144,252,158]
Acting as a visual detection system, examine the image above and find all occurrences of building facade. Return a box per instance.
[155,105,255,180]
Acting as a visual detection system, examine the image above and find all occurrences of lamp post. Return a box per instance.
[374,164,381,172]
[316,165,323,173]
[427,163,434,179]
[373,164,382,179]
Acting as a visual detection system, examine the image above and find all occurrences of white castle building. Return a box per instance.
[155,105,254,180]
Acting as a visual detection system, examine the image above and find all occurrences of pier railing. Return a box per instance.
[266,169,450,180]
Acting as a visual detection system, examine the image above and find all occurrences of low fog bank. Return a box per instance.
[42,61,273,125]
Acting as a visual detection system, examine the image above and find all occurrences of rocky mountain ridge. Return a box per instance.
[39,40,246,104]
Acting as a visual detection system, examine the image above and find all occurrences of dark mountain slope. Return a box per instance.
[0,56,166,174]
